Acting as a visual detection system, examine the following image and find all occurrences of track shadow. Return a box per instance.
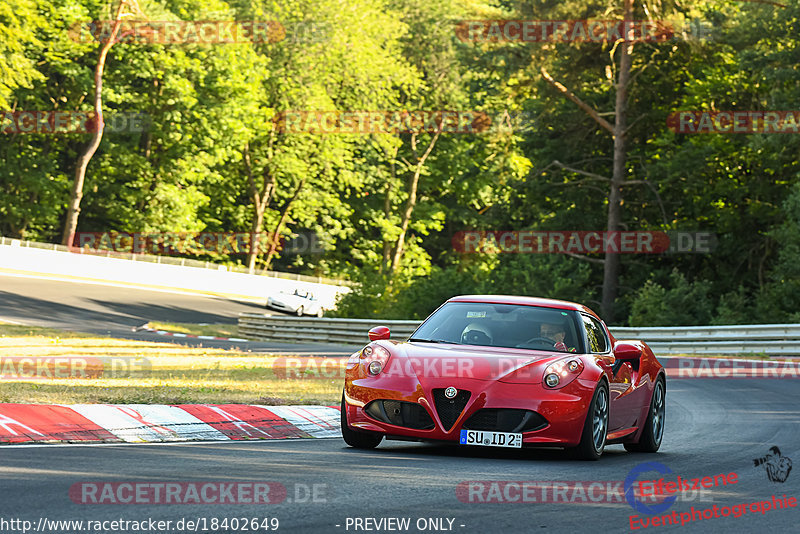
[0,291,137,327]
[0,290,243,328]
[84,298,244,325]
[345,440,635,462]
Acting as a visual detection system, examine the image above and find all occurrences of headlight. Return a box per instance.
[361,344,391,376]
[543,358,584,388]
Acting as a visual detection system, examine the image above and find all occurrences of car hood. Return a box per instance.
[387,341,566,384]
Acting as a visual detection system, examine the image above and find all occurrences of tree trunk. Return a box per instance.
[601,0,635,323]
[381,146,399,274]
[61,3,127,246]
[242,142,275,273]
[381,180,394,273]
[263,178,306,270]
[389,171,419,276]
[248,209,265,272]
[388,129,442,277]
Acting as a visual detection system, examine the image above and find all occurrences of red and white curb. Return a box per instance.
[135,326,249,343]
[0,404,340,445]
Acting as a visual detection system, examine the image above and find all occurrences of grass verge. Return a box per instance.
[0,323,341,405]
[145,321,240,338]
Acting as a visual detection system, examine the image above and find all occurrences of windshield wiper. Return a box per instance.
[408,338,457,344]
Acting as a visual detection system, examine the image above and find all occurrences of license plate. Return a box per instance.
[459,429,522,448]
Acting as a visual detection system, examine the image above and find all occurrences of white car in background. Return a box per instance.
[267,289,325,317]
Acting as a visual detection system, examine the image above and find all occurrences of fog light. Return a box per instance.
[545,373,560,387]
[368,361,383,375]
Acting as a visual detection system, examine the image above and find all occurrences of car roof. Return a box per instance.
[446,295,601,319]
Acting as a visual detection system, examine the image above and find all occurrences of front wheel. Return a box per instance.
[571,382,609,460]
[316,308,324,318]
[340,395,382,449]
[624,377,665,453]
[295,306,304,317]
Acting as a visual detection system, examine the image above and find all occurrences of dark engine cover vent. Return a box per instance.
[432,389,471,431]
[463,409,548,433]
[364,400,435,430]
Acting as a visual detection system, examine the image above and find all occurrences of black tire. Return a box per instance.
[296,306,304,317]
[340,395,382,449]
[571,382,609,461]
[624,377,665,453]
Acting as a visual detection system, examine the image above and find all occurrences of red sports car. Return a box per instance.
[341,295,666,460]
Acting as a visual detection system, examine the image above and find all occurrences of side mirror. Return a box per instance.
[614,342,642,360]
[368,326,391,341]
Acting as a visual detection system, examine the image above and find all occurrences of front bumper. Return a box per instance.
[344,376,596,447]
[267,300,295,312]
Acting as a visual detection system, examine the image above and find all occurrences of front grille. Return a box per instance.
[463,409,548,433]
[432,389,471,431]
[364,400,435,430]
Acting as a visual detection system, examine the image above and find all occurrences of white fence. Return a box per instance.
[0,237,350,307]
[238,315,800,355]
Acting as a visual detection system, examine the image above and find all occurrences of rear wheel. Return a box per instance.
[340,395,382,449]
[316,308,324,318]
[296,306,304,317]
[571,382,609,460]
[624,377,665,453]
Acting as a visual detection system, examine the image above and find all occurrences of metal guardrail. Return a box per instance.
[610,325,800,355]
[239,315,418,346]
[0,236,350,286]
[238,314,800,356]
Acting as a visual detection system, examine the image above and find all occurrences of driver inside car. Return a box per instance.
[461,322,493,346]
[540,322,576,352]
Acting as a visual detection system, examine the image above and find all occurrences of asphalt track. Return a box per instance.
[1,379,798,533]
[1,274,798,532]
[0,273,358,355]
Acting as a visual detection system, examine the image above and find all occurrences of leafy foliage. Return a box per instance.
[1,0,799,325]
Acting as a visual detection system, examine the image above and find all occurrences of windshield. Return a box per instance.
[410,302,583,353]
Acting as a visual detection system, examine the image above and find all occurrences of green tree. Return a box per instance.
[0,0,45,108]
